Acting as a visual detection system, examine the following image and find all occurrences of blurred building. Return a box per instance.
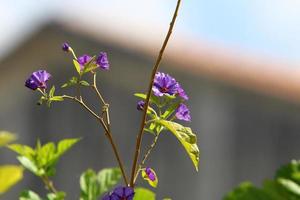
[1,19,300,200]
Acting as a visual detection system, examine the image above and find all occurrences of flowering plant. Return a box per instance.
[4,0,200,199]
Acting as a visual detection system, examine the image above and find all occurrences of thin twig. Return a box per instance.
[133,134,159,183]
[130,0,182,187]
[62,95,129,185]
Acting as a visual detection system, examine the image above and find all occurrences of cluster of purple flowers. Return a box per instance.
[102,186,134,200]
[62,42,110,70]
[137,72,191,122]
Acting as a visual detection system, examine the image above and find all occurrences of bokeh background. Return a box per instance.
[1,0,300,199]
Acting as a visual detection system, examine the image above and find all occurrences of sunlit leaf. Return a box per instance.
[278,178,300,196]
[49,86,55,98]
[157,120,199,171]
[82,56,98,74]
[46,192,66,200]
[133,188,155,200]
[19,190,42,200]
[0,131,16,147]
[57,138,80,157]
[97,168,122,196]
[50,96,64,102]
[73,59,81,74]
[80,169,100,200]
[0,165,23,194]
[79,80,90,87]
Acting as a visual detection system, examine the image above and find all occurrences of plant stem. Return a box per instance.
[133,133,160,183]
[130,0,182,187]
[41,175,58,194]
[62,95,129,185]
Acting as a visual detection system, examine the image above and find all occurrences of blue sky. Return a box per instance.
[0,0,299,63]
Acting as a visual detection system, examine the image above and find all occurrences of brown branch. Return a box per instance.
[129,0,182,187]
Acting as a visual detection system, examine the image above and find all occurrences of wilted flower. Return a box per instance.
[175,103,191,121]
[25,70,51,90]
[152,72,188,100]
[62,42,70,52]
[96,52,110,70]
[102,186,134,200]
[137,100,145,111]
[145,167,156,181]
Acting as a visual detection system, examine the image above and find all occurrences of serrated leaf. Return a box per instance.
[49,86,55,98]
[19,190,42,200]
[0,165,23,194]
[97,168,122,196]
[141,168,158,188]
[157,120,199,171]
[73,59,81,74]
[133,188,155,200]
[0,131,16,147]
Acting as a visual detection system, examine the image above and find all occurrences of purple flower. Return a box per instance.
[177,85,189,100]
[152,72,188,100]
[145,167,156,181]
[25,70,51,90]
[77,54,92,70]
[175,103,191,121]
[62,42,70,52]
[137,100,145,111]
[102,186,134,200]
[96,52,110,70]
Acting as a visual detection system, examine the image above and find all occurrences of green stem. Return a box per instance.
[133,134,160,183]
[41,175,58,194]
[130,0,182,187]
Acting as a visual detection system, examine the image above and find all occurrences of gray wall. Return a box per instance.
[1,24,300,200]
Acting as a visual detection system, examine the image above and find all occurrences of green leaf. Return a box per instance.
[17,156,39,176]
[223,182,273,200]
[73,59,81,74]
[97,168,122,196]
[57,138,80,158]
[8,144,35,159]
[80,169,100,200]
[276,160,300,185]
[0,165,23,194]
[82,56,97,74]
[278,178,300,196]
[19,190,42,200]
[50,96,64,102]
[61,76,78,88]
[79,80,90,87]
[133,188,156,200]
[46,192,66,200]
[157,120,199,171]
[161,101,181,119]
[0,131,16,147]
[141,168,158,188]
[49,86,55,98]
[134,93,161,106]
